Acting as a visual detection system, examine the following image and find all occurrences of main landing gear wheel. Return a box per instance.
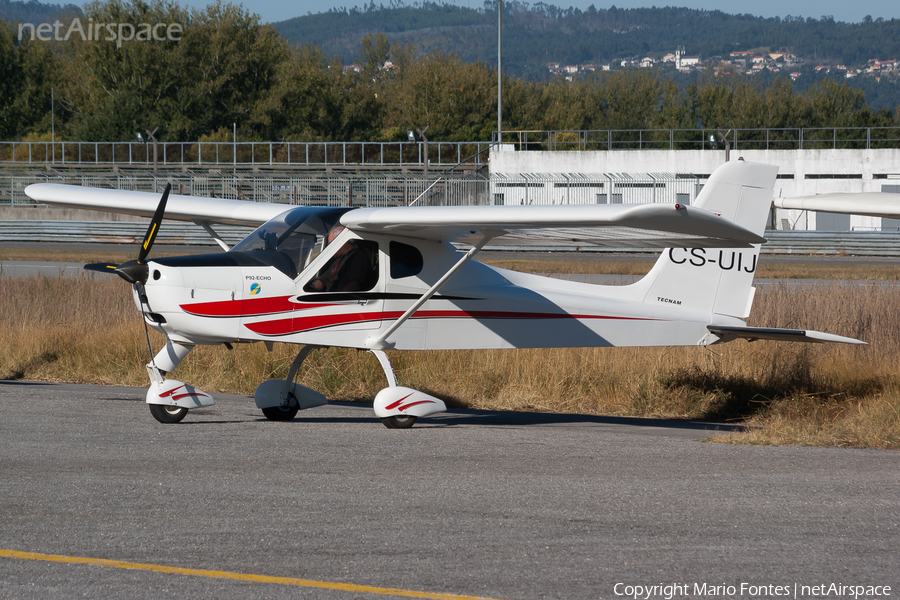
[380,415,417,429]
[149,404,188,424]
[262,405,299,421]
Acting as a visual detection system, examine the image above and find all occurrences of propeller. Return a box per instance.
[85,183,171,283]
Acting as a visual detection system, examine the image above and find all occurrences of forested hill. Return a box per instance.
[273,2,900,77]
[0,0,81,23]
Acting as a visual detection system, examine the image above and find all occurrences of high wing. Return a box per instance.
[27,182,767,249]
[24,183,291,226]
[774,192,900,218]
[342,203,766,248]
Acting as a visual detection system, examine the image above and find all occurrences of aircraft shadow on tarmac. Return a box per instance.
[295,402,748,433]
[0,381,743,433]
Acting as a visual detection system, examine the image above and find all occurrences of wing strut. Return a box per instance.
[195,222,231,251]
[366,233,496,350]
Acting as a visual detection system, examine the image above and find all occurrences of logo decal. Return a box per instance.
[249,283,262,296]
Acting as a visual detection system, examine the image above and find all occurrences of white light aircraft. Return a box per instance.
[25,160,864,427]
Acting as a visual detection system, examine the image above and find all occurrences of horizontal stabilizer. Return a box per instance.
[707,325,865,345]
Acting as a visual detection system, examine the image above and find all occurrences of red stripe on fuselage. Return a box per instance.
[242,308,658,337]
[181,296,336,318]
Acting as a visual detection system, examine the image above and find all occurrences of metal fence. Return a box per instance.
[0,140,493,168]
[1,169,700,208]
[490,172,698,206]
[5,127,900,168]
[494,127,900,151]
[1,169,493,208]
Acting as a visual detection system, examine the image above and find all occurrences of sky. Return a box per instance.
[167,0,900,25]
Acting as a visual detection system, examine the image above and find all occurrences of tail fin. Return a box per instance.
[635,160,777,318]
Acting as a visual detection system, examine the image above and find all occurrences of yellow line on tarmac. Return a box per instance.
[0,549,502,600]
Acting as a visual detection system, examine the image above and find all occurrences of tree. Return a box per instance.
[384,50,496,140]
[0,18,60,138]
[62,0,290,141]
[251,44,342,140]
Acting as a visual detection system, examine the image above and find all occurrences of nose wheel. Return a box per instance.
[380,415,417,429]
[149,404,189,424]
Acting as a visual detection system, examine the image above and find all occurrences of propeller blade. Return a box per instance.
[81,184,169,284]
[84,263,120,273]
[138,183,171,263]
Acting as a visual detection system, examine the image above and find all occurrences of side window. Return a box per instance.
[304,240,379,293]
[390,241,423,279]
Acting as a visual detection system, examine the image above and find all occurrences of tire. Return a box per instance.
[262,405,299,421]
[149,404,188,424]
[380,415,417,429]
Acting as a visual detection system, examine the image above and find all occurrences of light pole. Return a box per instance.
[408,126,429,182]
[497,0,502,147]
[708,129,731,162]
[137,127,159,174]
[50,87,55,163]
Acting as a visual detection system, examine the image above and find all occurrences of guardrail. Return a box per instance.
[0,140,493,168]
[0,170,492,207]
[5,127,900,168]
[0,221,254,247]
[4,223,900,257]
[494,127,900,151]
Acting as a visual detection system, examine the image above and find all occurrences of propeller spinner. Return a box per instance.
[85,183,171,283]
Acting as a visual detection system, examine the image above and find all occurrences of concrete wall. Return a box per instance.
[0,207,148,221]
[489,148,900,231]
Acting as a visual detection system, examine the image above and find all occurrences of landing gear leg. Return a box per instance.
[369,349,417,429]
[258,345,326,421]
[145,341,215,423]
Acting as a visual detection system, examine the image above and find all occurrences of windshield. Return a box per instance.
[230,207,352,278]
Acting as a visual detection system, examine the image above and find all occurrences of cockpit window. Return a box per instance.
[229,207,351,278]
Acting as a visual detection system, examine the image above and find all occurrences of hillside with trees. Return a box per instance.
[274,2,900,75]
[0,0,81,23]
[274,2,900,109]
[1,0,898,144]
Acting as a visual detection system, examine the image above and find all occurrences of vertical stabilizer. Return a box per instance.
[637,160,777,318]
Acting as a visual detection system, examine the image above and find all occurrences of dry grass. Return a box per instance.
[1,275,897,448]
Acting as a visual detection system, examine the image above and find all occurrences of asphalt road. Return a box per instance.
[1,382,897,599]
